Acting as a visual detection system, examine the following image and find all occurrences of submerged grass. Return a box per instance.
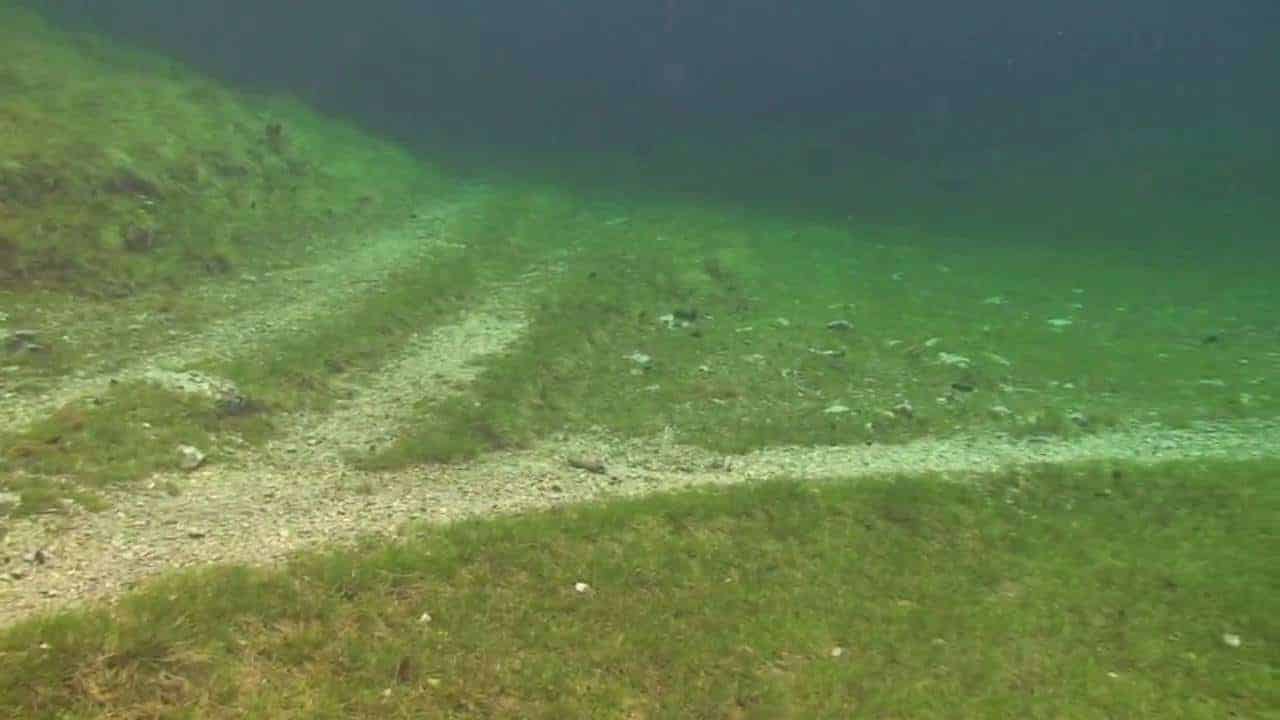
[371,190,1278,466]
[0,187,561,516]
[1,458,1275,717]
[0,2,438,294]
[0,382,270,516]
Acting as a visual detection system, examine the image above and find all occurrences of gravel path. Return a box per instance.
[0,194,481,435]
[271,260,566,464]
[3,403,1277,627]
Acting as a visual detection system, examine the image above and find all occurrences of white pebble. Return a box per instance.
[574,582,590,594]
[1222,633,1242,648]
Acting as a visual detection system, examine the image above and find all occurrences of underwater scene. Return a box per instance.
[0,0,1276,716]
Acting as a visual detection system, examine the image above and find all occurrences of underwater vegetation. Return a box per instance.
[0,2,1277,718]
[0,4,436,295]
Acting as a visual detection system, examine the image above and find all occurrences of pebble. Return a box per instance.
[1222,633,1241,648]
[574,581,590,594]
[567,456,606,474]
[826,320,853,331]
[177,445,206,470]
[937,352,971,368]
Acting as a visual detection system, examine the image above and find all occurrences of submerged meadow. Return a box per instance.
[0,2,1277,716]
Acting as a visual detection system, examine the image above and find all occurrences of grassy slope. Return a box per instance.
[1,458,1275,718]
[371,185,1278,466]
[0,2,434,294]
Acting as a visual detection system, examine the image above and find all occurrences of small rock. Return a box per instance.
[8,569,25,580]
[892,400,914,418]
[937,352,971,368]
[1222,633,1241,648]
[0,491,20,508]
[626,351,653,369]
[177,444,206,470]
[826,320,853,331]
[418,611,432,624]
[567,456,606,474]
[823,404,851,415]
[29,549,47,565]
[426,678,442,688]
[3,329,40,353]
[574,581,591,594]
[830,647,844,657]
[186,529,207,539]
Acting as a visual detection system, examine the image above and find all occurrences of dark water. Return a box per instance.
[30,0,1280,260]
